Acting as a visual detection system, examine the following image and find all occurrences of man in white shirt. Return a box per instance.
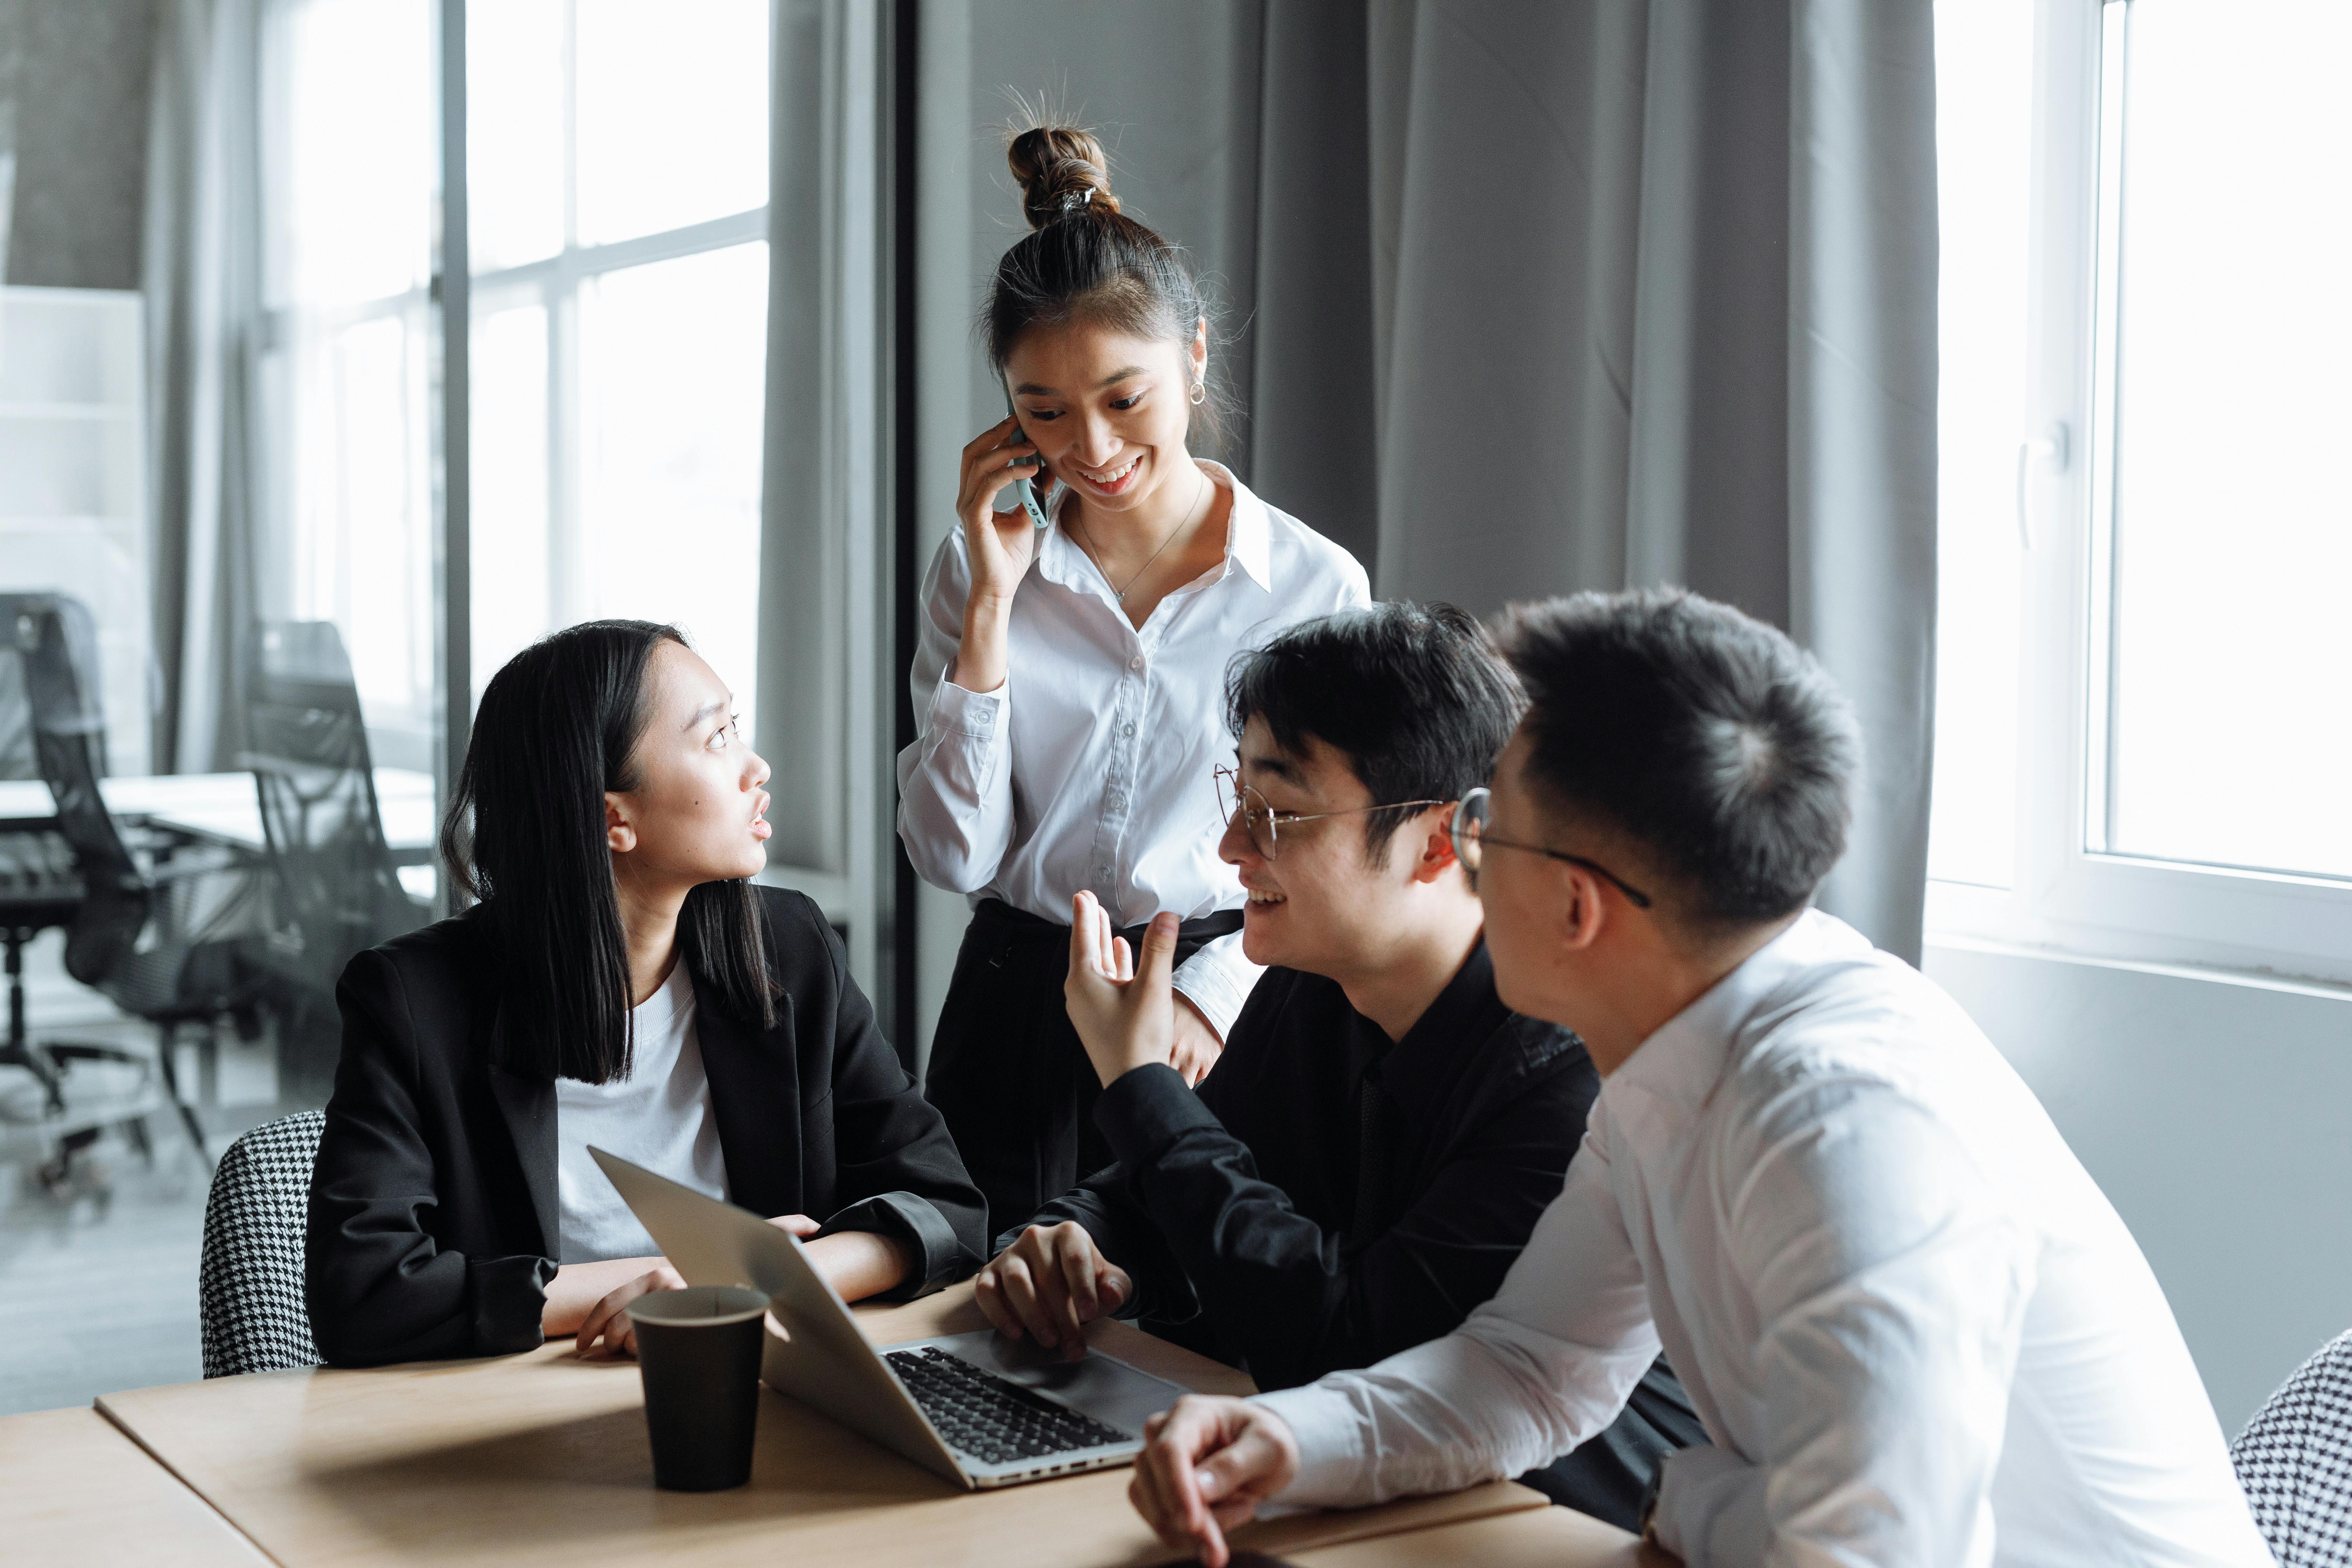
[1124,589,2273,1566]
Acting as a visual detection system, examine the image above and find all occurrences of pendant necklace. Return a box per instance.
[1073,465,1211,604]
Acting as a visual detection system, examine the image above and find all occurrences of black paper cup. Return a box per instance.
[626,1285,771,1491]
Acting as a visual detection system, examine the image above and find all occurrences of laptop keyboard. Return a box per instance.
[883,1345,1132,1466]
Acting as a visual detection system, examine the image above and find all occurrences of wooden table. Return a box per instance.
[95,1282,1549,1566]
[1290,1502,1674,1566]
[0,1406,268,1565]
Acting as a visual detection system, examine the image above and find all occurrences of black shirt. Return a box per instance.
[1021,940,1599,1393]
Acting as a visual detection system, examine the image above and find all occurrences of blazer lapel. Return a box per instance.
[484,1000,560,1259]
[699,993,800,1220]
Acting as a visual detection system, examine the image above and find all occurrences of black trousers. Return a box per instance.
[1517,1357,1710,1533]
[925,898,1242,1244]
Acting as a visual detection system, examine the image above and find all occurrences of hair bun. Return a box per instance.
[1006,124,1121,231]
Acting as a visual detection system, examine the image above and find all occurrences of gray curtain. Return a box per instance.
[1252,0,1938,961]
[141,0,260,775]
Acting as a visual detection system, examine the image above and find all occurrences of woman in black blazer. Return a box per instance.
[306,621,987,1367]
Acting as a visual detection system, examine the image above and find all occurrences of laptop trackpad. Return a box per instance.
[925,1330,1189,1438]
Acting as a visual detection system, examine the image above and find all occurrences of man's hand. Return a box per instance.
[973,1221,1133,1360]
[1128,1394,1301,1568]
[1065,891,1180,1087]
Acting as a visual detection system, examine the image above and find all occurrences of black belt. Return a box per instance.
[969,896,1243,955]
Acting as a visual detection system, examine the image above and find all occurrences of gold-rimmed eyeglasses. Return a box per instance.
[1214,765,1448,861]
[1448,788,1653,908]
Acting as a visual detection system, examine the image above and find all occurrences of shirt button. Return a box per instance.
[1107,792,1126,810]
[1129,656,1144,671]
[1121,723,1135,738]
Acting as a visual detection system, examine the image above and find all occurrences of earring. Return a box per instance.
[1189,380,1206,406]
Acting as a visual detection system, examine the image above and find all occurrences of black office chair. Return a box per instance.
[198,1108,326,1377]
[0,595,261,1172]
[241,621,427,1014]
[2235,1326,2352,1566]
[0,594,148,1159]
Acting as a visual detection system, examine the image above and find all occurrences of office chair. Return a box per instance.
[2235,1326,2352,1567]
[241,621,427,1013]
[0,594,160,1175]
[198,1108,325,1377]
[0,595,261,1172]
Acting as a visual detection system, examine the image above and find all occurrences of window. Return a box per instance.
[465,0,771,730]
[1928,0,2352,984]
[259,0,772,768]
[259,0,437,767]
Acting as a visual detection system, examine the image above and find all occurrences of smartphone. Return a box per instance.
[1003,399,1052,530]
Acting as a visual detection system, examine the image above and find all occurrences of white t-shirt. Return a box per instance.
[553,960,729,1264]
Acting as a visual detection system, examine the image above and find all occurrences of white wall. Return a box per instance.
[1925,939,2352,1430]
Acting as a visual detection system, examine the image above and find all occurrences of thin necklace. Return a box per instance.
[1072,464,1211,604]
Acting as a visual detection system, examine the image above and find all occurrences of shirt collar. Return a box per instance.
[1608,908,1849,1110]
[1032,460,1274,600]
[1356,940,1512,1107]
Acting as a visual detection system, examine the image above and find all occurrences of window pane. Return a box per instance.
[1926,0,2035,888]
[467,0,565,272]
[266,0,433,306]
[576,244,769,737]
[471,300,552,700]
[287,313,434,727]
[575,0,768,245]
[2101,0,2352,878]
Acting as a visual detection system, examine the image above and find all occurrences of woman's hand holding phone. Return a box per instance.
[953,416,1047,693]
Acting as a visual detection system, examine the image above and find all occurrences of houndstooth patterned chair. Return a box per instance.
[199,1110,326,1377]
[2234,1327,2352,1566]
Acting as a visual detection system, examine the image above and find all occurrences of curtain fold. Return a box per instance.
[142,0,261,776]
[1252,0,1937,960]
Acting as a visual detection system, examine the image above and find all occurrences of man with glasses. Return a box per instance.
[1127,590,2271,1568]
[973,601,1701,1528]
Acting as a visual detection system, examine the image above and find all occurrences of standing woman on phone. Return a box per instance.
[899,122,1370,1233]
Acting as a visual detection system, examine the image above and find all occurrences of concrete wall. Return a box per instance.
[1925,940,2352,1430]
[0,0,159,289]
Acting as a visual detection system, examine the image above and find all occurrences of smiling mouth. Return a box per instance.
[1245,887,1285,906]
[1075,455,1141,491]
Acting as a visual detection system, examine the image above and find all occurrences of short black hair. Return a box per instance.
[1225,602,1524,865]
[1496,589,1860,927]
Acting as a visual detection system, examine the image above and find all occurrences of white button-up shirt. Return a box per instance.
[895,464,1370,1037]
[1256,911,2273,1566]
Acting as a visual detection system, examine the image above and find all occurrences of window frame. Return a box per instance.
[1925,0,2352,988]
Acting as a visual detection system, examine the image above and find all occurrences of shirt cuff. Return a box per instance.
[1093,1061,1223,1170]
[1171,933,1261,1041]
[1252,1382,1373,1506]
[1651,1443,1765,1563]
[816,1191,978,1303]
[929,674,1007,740]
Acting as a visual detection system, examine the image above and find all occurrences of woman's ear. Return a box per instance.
[1190,316,1209,385]
[604,792,637,855]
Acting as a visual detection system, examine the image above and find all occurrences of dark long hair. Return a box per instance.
[981,120,1230,453]
[438,620,778,1083]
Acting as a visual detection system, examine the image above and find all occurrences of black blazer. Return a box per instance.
[305,885,987,1367]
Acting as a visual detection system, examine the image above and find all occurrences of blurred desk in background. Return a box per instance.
[0,768,435,859]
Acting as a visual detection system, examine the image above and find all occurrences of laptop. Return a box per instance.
[589,1147,1193,1490]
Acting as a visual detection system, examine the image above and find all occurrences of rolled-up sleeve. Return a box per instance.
[895,533,1017,894]
[1170,930,1261,1042]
